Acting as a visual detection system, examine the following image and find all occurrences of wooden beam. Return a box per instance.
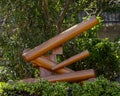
[43,69,95,82]
[22,16,99,61]
[32,56,74,74]
[52,50,90,70]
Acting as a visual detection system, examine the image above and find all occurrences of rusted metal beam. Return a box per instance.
[22,16,99,61]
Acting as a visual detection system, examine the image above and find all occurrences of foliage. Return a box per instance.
[77,0,119,15]
[0,0,119,81]
[0,77,120,96]
[104,0,120,12]
[62,17,120,80]
[72,76,120,96]
[90,39,120,79]
[0,82,7,93]
[0,79,69,96]
[0,0,72,81]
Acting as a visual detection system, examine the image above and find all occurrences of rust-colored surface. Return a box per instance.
[22,16,99,61]
[52,46,63,55]
[20,77,96,83]
[21,17,98,83]
[39,67,52,77]
[32,56,74,74]
[40,54,57,77]
[52,50,90,70]
[43,69,95,82]
[20,78,40,83]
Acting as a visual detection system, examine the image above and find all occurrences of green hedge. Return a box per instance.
[0,77,120,96]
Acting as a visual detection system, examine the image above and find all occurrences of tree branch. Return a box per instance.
[42,0,49,19]
[42,0,51,38]
[57,0,70,33]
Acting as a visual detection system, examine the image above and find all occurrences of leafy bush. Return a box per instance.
[72,76,120,96]
[0,77,120,96]
[63,38,120,80]
[62,17,120,80]
[0,79,69,96]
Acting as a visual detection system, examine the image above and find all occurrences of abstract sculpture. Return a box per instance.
[22,16,99,82]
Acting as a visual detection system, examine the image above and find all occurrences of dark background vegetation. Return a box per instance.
[0,0,120,81]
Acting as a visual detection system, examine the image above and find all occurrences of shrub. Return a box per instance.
[63,38,120,80]
[0,77,120,96]
[62,17,120,80]
[0,79,69,96]
[72,76,120,96]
